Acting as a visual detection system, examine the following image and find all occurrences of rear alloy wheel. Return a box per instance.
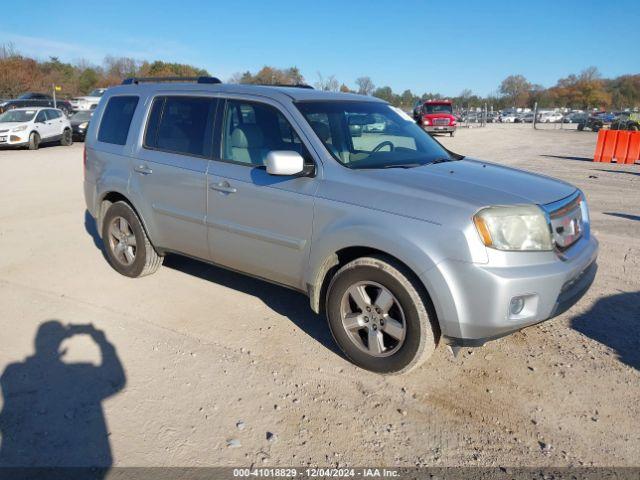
[102,201,163,278]
[326,255,438,374]
[28,132,40,150]
[60,128,73,146]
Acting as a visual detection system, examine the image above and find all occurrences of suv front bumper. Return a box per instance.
[420,235,599,346]
[423,125,456,133]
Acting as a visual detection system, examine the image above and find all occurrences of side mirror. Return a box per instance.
[265,150,305,176]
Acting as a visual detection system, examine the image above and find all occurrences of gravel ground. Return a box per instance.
[0,124,638,468]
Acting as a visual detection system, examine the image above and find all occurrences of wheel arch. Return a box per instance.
[308,245,441,338]
[97,191,153,246]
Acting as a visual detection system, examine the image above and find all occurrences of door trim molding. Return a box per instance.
[206,218,306,250]
[152,203,205,224]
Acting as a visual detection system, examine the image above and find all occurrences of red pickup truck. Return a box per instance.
[413,100,457,137]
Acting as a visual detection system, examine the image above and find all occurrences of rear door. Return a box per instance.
[205,97,317,288]
[130,94,218,260]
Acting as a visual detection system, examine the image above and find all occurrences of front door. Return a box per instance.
[130,95,218,260]
[206,98,318,289]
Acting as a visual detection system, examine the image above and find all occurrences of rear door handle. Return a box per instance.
[210,181,237,194]
[134,164,153,175]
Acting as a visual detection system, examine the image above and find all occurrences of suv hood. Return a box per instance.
[356,158,576,210]
[0,122,28,131]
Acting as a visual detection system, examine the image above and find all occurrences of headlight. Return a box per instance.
[12,125,27,132]
[473,205,553,251]
[79,122,88,129]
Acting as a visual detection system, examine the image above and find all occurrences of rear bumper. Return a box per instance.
[420,235,599,346]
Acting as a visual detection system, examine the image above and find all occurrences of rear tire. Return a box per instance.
[28,132,40,150]
[60,128,73,146]
[326,255,438,374]
[102,201,163,278]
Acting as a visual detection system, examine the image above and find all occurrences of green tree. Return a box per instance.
[78,68,99,93]
[499,74,531,107]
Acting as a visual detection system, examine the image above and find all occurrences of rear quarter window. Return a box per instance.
[98,96,139,145]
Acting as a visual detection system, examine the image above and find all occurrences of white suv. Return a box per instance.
[0,107,73,149]
[70,88,107,112]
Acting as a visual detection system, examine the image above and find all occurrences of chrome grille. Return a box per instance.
[433,118,450,126]
[544,193,584,250]
[0,129,8,133]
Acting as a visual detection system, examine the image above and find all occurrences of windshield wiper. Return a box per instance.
[382,163,422,169]
[427,157,454,165]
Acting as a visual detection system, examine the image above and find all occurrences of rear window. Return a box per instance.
[144,96,217,157]
[98,96,139,145]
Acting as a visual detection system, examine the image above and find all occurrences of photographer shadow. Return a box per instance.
[0,320,125,475]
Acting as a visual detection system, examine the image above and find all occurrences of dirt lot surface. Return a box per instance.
[0,124,638,468]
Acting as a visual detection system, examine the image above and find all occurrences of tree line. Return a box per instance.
[1,43,638,111]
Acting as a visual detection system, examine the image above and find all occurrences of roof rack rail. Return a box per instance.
[121,76,222,85]
[261,83,314,89]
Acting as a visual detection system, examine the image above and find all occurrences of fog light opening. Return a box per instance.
[510,296,526,316]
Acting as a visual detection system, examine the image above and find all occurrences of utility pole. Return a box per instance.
[52,84,57,109]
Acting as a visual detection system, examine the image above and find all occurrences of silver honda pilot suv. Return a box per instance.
[84,77,598,374]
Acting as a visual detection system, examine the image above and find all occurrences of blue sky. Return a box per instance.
[2,0,638,96]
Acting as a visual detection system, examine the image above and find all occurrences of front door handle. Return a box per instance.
[134,164,153,175]
[210,181,237,194]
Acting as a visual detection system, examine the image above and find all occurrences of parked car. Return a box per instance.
[85,78,598,374]
[69,110,95,140]
[563,112,588,124]
[0,107,73,149]
[0,93,73,116]
[538,111,564,123]
[69,88,107,112]
[577,112,611,132]
[415,100,457,136]
[611,112,640,131]
[499,113,517,123]
[485,112,499,123]
[516,112,535,123]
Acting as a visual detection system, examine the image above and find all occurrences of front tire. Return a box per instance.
[28,132,40,150]
[102,201,163,278]
[326,256,438,374]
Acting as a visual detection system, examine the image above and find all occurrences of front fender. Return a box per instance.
[306,207,445,313]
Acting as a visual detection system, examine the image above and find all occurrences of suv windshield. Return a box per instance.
[297,101,455,169]
[424,104,453,114]
[0,110,37,123]
[88,89,105,97]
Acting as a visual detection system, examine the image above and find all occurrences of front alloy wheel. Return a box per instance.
[326,255,438,374]
[340,281,406,357]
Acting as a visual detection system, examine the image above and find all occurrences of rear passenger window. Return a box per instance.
[98,96,139,145]
[144,96,217,157]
